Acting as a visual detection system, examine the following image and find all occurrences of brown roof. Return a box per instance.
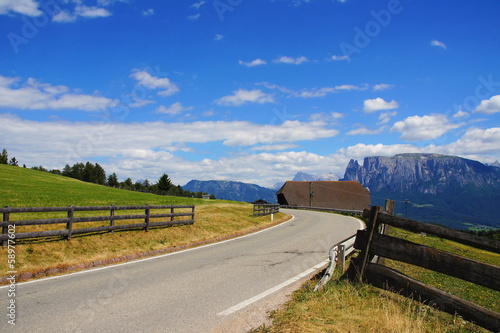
[277,181,370,211]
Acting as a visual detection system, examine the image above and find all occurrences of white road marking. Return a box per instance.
[217,259,329,316]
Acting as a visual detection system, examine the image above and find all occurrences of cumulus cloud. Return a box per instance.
[0,0,42,16]
[130,70,180,97]
[215,89,274,106]
[330,55,350,61]
[274,56,309,65]
[191,1,206,10]
[155,102,193,115]
[373,83,394,92]
[142,8,155,16]
[0,75,118,111]
[474,95,500,114]
[53,5,112,23]
[293,84,368,98]
[363,97,399,113]
[239,59,267,67]
[391,114,462,141]
[430,40,447,49]
[346,125,385,136]
[441,127,500,156]
[187,13,201,20]
[378,111,397,125]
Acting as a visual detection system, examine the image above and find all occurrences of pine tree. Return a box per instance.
[157,174,172,194]
[0,149,8,164]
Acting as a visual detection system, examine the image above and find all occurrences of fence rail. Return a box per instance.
[1,204,195,245]
[348,205,500,332]
[253,204,279,217]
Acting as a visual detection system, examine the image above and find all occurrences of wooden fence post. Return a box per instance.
[170,206,174,222]
[357,205,381,282]
[67,205,75,240]
[145,204,150,232]
[110,204,115,233]
[2,206,9,247]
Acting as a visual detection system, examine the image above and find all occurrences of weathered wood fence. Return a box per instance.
[1,204,195,245]
[347,205,500,332]
[253,204,279,217]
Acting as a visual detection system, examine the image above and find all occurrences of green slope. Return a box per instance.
[0,164,210,208]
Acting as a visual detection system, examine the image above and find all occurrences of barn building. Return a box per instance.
[276,181,370,211]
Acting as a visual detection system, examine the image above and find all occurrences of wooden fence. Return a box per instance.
[347,205,500,332]
[253,204,279,217]
[1,204,195,245]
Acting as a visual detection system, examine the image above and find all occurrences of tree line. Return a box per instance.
[1,148,214,199]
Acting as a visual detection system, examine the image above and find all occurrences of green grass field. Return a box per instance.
[0,164,288,276]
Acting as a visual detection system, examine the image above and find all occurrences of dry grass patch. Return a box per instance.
[252,277,488,333]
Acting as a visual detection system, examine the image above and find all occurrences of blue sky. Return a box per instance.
[0,0,499,187]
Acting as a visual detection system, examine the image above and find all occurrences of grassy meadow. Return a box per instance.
[0,164,289,276]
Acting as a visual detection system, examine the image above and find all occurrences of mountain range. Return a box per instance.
[183,180,278,203]
[342,154,500,230]
[182,154,499,230]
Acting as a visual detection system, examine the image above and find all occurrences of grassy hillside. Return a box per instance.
[0,164,289,276]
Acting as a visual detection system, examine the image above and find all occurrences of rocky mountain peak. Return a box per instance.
[343,153,500,194]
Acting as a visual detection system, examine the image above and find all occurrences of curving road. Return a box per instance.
[1,209,363,333]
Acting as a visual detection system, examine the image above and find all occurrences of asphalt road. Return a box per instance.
[1,209,363,333]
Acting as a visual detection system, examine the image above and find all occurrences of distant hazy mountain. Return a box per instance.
[183,180,277,203]
[273,172,340,190]
[342,153,500,230]
[293,172,339,182]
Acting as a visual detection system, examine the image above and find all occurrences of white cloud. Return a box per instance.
[293,84,368,98]
[274,56,309,65]
[474,95,500,114]
[188,13,201,20]
[430,40,447,49]
[155,102,193,115]
[215,89,274,106]
[363,97,399,113]
[0,0,42,16]
[142,8,155,16]
[130,70,180,97]
[53,5,112,23]
[330,55,350,61]
[440,127,500,156]
[391,114,462,142]
[214,34,224,41]
[250,144,299,151]
[77,5,111,18]
[346,125,385,136]
[377,111,397,125]
[373,83,394,91]
[0,75,118,111]
[191,1,206,10]
[453,110,469,118]
[239,59,267,67]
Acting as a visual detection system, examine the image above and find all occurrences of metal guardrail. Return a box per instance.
[280,205,363,215]
[314,234,358,291]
